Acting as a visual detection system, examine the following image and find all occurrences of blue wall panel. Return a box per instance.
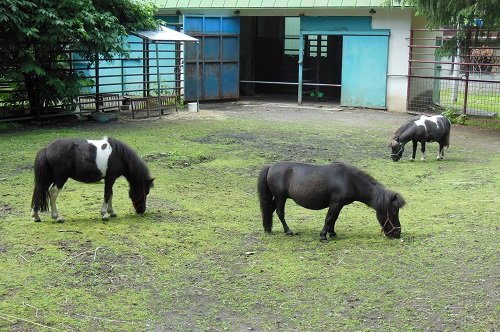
[205,17,222,33]
[301,16,372,31]
[204,64,220,99]
[222,63,238,98]
[222,37,239,61]
[204,37,221,61]
[75,34,179,97]
[222,17,240,34]
[184,16,204,33]
[184,16,240,101]
[149,42,177,94]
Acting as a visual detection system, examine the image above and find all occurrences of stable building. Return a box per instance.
[156,0,424,112]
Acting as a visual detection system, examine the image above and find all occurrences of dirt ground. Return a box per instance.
[162,97,500,154]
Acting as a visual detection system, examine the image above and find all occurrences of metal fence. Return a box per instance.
[407,29,500,122]
[0,37,184,122]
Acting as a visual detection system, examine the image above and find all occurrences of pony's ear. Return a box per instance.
[392,192,406,208]
[148,178,155,188]
[387,137,400,147]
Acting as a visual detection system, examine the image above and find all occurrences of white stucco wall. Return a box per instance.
[372,8,413,112]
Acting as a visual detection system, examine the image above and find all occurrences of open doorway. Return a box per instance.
[240,16,342,103]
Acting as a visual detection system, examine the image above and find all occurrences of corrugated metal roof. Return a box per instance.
[154,0,388,8]
[133,26,198,41]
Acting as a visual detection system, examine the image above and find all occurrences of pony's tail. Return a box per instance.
[443,117,451,148]
[31,148,51,212]
[257,166,275,233]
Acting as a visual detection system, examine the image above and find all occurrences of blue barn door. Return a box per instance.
[341,35,389,108]
[184,16,240,101]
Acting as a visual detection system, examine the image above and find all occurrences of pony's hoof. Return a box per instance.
[52,214,64,222]
[320,236,328,242]
[102,216,109,221]
[329,231,337,237]
[109,213,117,218]
[33,218,41,222]
[410,158,415,162]
[285,230,294,236]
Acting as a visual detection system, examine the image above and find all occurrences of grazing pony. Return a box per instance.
[388,114,451,162]
[31,137,154,222]
[257,161,406,241]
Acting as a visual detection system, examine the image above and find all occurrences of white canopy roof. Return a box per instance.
[134,26,198,42]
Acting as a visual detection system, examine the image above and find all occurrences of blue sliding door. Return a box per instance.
[341,35,389,108]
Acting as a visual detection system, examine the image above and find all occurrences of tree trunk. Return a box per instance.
[24,74,43,118]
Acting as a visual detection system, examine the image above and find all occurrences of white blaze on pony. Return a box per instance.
[414,115,440,130]
[87,137,113,177]
[388,114,451,162]
[31,137,154,222]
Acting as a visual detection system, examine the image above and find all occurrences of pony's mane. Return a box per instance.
[332,161,381,187]
[109,137,150,183]
[332,161,398,210]
[390,116,419,141]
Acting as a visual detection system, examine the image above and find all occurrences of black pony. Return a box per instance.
[257,161,406,241]
[388,114,451,162]
[31,137,154,222]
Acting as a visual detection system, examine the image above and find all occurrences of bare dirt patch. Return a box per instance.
[149,99,500,155]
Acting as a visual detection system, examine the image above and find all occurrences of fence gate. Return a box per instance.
[407,28,500,122]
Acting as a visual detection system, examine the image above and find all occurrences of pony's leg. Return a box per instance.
[420,142,427,161]
[275,198,293,236]
[100,200,110,221]
[31,209,41,222]
[101,177,117,221]
[107,196,117,217]
[320,204,343,241]
[49,185,64,222]
[101,196,117,220]
[437,142,445,160]
[411,140,418,161]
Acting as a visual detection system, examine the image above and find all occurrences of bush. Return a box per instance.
[441,109,468,125]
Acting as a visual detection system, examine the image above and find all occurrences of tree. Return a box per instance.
[0,0,158,116]
[393,0,500,55]
[396,0,500,30]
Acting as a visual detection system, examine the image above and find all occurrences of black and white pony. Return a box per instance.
[388,114,451,162]
[31,137,154,222]
[257,161,406,241]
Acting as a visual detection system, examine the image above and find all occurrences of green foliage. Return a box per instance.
[395,0,500,30]
[441,108,468,125]
[390,0,500,57]
[0,122,23,131]
[0,0,158,115]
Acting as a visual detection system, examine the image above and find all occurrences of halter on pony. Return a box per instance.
[381,211,401,236]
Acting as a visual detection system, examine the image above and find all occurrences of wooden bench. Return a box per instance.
[128,95,177,119]
[78,93,120,113]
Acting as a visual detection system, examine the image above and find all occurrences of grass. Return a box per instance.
[439,88,500,116]
[0,109,498,331]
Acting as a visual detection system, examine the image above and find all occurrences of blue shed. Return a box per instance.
[155,1,416,112]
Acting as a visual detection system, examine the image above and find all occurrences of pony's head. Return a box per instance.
[376,192,405,238]
[130,178,154,214]
[388,137,404,162]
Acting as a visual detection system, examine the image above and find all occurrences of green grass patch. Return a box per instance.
[0,110,498,331]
